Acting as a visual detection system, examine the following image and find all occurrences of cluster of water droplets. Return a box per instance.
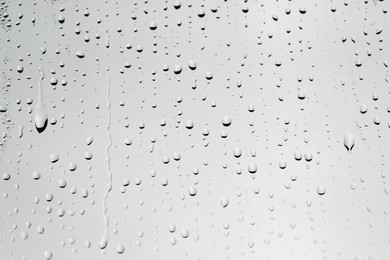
[0,0,389,259]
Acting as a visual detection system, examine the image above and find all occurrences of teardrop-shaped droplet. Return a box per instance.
[344,133,355,152]
[35,67,48,133]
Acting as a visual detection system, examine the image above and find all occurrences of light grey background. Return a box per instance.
[0,0,390,259]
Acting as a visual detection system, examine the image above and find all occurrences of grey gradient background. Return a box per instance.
[0,0,390,259]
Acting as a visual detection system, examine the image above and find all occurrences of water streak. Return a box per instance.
[100,77,112,249]
[34,66,48,133]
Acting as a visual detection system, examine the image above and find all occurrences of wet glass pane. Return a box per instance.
[0,0,389,259]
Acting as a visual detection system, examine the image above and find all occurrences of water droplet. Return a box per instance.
[189,186,197,196]
[49,153,59,163]
[35,67,48,133]
[32,171,41,180]
[116,244,125,254]
[222,116,232,127]
[220,197,229,208]
[233,147,242,158]
[188,60,197,70]
[248,162,257,173]
[317,185,326,195]
[149,21,157,30]
[173,64,182,74]
[344,133,355,152]
[43,250,53,260]
[76,51,85,58]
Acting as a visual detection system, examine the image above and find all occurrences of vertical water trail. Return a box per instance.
[34,66,48,133]
[100,77,112,249]
[18,125,24,138]
[105,29,110,48]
